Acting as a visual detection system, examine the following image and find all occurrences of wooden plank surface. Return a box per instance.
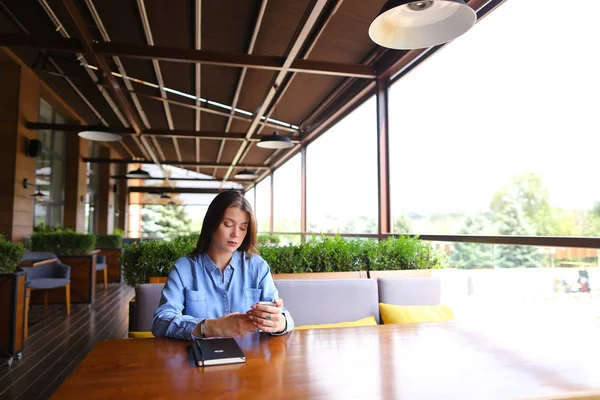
[51,321,600,400]
[0,283,133,400]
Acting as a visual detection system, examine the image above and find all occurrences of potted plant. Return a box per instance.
[95,233,124,283]
[30,230,98,304]
[0,235,26,366]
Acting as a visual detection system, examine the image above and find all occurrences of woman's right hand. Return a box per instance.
[204,313,256,338]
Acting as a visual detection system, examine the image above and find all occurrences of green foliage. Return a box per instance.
[495,200,545,268]
[450,215,494,269]
[257,234,281,245]
[259,235,445,274]
[0,235,25,274]
[113,228,125,236]
[95,234,123,249]
[31,232,96,255]
[33,223,63,233]
[369,235,446,271]
[120,236,196,287]
[175,233,200,249]
[491,172,554,235]
[393,215,412,234]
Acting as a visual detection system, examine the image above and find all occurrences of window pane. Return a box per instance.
[245,188,255,216]
[307,96,377,234]
[53,130,66,155]
[255,177,271,232]
[389,0,600,237]
[273,153,301,233]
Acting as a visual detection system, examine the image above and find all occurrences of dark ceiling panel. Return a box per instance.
[232,69,276,119]
[198,167,215,177]
[219,141,242,165]
[199,139,220,163]
[201,64,239,115]
[144,0,193,48]
[155,137,176,160]
[201,0,258,53]
[138,96,168,130]
[121,136,145,158]
[243,144,272,165]
[91,0,148,45]
[274,73,344,128]
[178,138,196,161]
[229,120,251,134]
[200,112,229,132]
[166,94,195,131]
[254,0,312,56]
[307,0,384,64]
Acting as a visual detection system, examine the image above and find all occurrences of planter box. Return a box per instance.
[0,271,26,364]
[31,251,98,306]
[149,277,168,284]
[368,269,434,279]
[97,248,122,283]
[273,271,368,280]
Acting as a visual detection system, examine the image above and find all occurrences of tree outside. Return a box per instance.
[450,214,494,269]
[140,182,192,240]
[495,200,545,268]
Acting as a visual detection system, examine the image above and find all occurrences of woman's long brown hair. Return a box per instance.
[189,190,258,259]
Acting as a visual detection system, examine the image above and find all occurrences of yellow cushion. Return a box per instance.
[295,316,378,330]
[128,331,155,339]
[379,303,454,324]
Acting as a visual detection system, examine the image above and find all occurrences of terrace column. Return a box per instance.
[376,78,391,239]
[0,62,39,243]
[116,164,128,233]
[63,121,89,233]
[96,146,116,234]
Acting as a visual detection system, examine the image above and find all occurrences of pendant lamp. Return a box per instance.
[234,169,257,180]
[78,125,121,142]
[257,131,293,150]
[368,0,476,50]
[126,167,151,178]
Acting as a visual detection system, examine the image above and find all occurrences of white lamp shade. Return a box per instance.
[256,132,294,150]
[78,130,122,142]
[234,169,257,180]
[368,0,476,50]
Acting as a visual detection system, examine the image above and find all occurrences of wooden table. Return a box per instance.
[51,322,600,400]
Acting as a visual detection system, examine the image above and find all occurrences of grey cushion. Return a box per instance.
[22,251,58,263]
[27,278,70,290]
[96,255,108,271]
[96,263,108,271]
[134,284,165,331]
[274,279,380,326]
[377,277,441,305]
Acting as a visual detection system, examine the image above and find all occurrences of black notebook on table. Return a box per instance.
[192,338,246,367]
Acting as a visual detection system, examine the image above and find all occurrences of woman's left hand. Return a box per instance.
[246,298,286,333]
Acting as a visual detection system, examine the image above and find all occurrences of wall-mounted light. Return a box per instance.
[23,178,29,189]
[31,190,45,202]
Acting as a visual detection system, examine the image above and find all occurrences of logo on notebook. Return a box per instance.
[214,350,224,353]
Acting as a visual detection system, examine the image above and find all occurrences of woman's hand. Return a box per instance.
[196,313,256,338]
[246,298,286,333]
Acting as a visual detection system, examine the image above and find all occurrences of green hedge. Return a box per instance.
[31,232,96,255]
[0,235,25,274]
[120,236,196,287]
[259,235,446,274]
[120,234,446,287]
[95,234,123,249]
[257,234,281,245]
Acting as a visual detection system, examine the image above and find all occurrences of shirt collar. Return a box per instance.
[201,250,241,272]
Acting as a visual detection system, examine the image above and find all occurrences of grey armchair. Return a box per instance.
[96,254,108,290]
[20,252,71,338]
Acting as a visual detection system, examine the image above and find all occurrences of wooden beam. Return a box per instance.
[111,176,248,183]
[128,187,241,194]
[25,122,301,141]
[0,33,376,79]
[83,158,268,169]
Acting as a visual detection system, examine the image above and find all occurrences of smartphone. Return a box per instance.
[257,301,276,307]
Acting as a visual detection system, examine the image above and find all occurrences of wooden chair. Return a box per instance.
[20,253,71,339]
[96,254,108,290]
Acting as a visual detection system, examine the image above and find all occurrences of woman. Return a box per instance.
[152,191,294,340]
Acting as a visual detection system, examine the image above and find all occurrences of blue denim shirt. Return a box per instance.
[152,250,294,340]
